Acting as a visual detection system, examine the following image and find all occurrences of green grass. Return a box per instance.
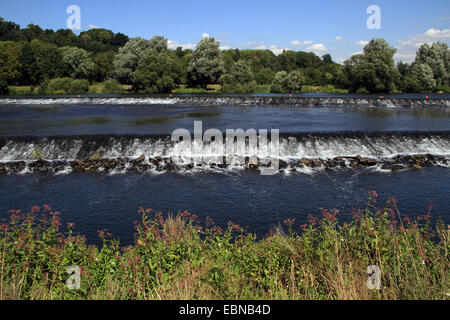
[0,193,448,300]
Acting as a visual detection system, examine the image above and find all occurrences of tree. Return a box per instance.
[277,50,298,72]
[60,46,95,80]
[409,63,436,92]
[285,70,305,92]
[345,38,399,93]
[271,71,288,93]
[254,68,275,85]
[0,41,22,84]
[219,59,256,93]
[0,72,9,94]
[322,54,333,64]
[18,42,37,85]
[415,42,449,86]
[30,39,64,83]
[113,37,150,84]
[231,59,253,84]
[187,37,224,88]
[132,36,183,93]
[94,51,115,82]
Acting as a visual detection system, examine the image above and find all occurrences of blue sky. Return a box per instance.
[1,0,449,63]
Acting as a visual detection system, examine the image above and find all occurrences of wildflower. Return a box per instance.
[369,190,378,198]
[283,218,296,227]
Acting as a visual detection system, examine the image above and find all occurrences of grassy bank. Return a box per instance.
[0,192,448,300]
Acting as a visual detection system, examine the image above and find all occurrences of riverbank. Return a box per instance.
[0,193,448,300]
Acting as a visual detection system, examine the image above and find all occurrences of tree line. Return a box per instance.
[0,17,449,95]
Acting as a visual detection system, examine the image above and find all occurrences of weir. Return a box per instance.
[0,95,449,107]
[0,132,448,174]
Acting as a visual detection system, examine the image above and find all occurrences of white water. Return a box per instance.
[1,134,449,162]
[0,96,449,107]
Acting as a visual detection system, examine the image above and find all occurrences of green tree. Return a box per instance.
[345,38,399,93]
[0,41,22,84]
[113,37,150,84]
[231,59,253,84]
[18,41,37,85]
[409,63,436,92]
[277,50,298,72]
[60,46,95,80]
[94,51,115,82]
[271,71,288,93]
[254,68,275,85]
[187,37,224,89]
[0,72,9,94]
[30,39,64,82]
[415,42,449,86]
[285,70,305,92]
[132,36,183,93]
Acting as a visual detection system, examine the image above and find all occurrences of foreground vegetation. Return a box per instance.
[1,17,449,95]
[0,192,448,300]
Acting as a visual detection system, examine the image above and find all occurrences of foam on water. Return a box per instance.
[1,132,449,164]
[1,96,449,108]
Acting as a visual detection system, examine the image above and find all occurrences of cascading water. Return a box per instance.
[0,95,449,107]
[0,132,448,174]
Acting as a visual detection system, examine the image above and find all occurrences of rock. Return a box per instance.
[279,160,288,169]
[411,164,423,170]
[89,152,102,161]
[299,158,311,166]
[312,160,322,167]
[135,154,145,163]
[391,164,404,171]
[358,157,377,166]
[327,160,336,168]
[350,160,358,167]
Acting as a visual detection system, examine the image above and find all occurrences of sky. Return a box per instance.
[1,0,449,63]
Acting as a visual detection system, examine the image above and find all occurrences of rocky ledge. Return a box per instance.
[0,153,447,175]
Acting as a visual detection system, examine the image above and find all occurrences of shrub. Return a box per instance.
[0,73,10,95]
[70,79,90,94]
[0,195,448,300]
[41,78,90,94]
[101,79,125,94]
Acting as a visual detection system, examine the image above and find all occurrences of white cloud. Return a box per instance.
[269,45,289,55]
[167,40,195,50]
[88,24,101,29]
[356,40,369,46]
[306,43,327,52]
[201,33,210,38]
[395,28,450,62]
[334,36,344,42]
[254,45,267,50]
[219,45,230,50]
[290,40,312,46]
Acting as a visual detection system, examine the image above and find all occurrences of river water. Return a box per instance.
[0,94,449,245]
